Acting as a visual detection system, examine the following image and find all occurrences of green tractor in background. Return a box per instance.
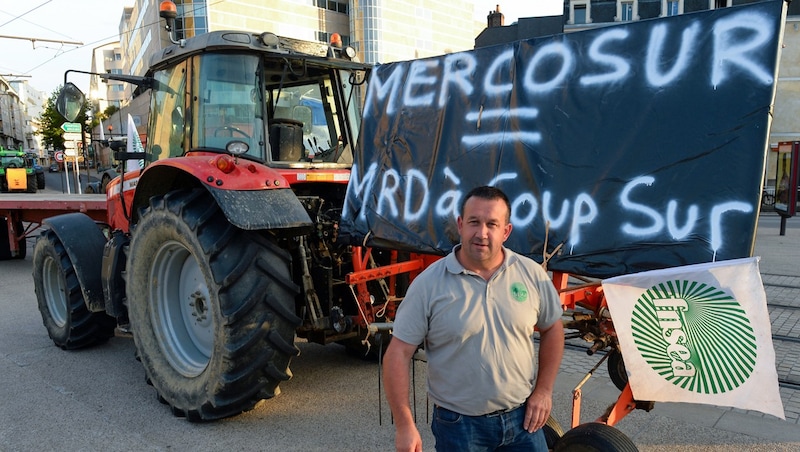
[0,146,37,193]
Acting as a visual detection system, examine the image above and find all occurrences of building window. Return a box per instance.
[617,0,638,22]
[667,1,679,15]
[621,2,634,21]
[314,0,347,14]
[661,0,682,16]
[415,7,432,20]
[571,1,591,25]
[174,0,208,40]
[713,0,728,9]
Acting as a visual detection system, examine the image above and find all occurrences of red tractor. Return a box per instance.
[32,2,404,421]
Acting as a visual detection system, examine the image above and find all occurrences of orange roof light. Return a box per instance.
[330,33,342,48]
[159,1,178,19]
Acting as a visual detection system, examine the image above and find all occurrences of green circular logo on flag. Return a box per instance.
[631,280,757,394]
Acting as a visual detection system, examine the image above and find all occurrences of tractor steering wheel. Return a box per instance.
[213,126,251,139]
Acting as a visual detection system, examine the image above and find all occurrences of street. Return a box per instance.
[1,215,798,450]
[41,166,100,195]
[758,212,800,231]
[0,249,418,450]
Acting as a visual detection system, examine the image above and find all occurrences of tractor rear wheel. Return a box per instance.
[127,188,301,421]
[26,174,37,193]
[32,229,115,349]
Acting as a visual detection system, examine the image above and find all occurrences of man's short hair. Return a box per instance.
[461,186,511,223]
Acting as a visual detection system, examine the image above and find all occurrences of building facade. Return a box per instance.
[89,42,126,114]
[0,77,27,151]
[116,0,486,84]
[95,0,488,137]
[9,80,46,157]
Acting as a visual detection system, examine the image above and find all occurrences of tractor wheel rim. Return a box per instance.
[43,255,67,327]
[149,241,213,377]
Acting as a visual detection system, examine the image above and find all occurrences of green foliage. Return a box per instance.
[104,105,120,118]
[89,104,120,130]
[37,87,92,152]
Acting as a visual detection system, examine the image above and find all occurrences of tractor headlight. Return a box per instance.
[226,140,249,156]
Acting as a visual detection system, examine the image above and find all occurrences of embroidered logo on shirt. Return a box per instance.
[510,283,528,302]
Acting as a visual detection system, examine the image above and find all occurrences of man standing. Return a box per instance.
[383,186,564,452]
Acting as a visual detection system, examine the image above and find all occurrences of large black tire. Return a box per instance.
[554,423,639,452]
[127,188,301,421]
[36,172,45,189]
[543,414,565,449]
[0,217,26,260]
[32,229,116,349]
[26,174,37,193]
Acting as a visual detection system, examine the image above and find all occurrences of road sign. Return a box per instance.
[64,148,77,157]
[63,132,82,141]
[60,122,81,133]
[54,151,64,162]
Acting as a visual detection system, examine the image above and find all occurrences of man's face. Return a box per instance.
[457,196,512,267]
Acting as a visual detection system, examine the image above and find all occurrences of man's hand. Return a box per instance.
[523,319,564,433]
[524,389,553,432]
[384,338,425,451]
[394,423,423,452]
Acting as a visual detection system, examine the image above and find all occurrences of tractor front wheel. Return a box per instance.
[127,188,301,421]
[32,229,115,349]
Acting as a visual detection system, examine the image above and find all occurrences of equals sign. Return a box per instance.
[461,107,541,147]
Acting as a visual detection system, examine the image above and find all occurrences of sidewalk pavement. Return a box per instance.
[548,212,800,450]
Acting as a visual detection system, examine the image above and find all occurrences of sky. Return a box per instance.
[0,0,562,98]
[0,1,134,97]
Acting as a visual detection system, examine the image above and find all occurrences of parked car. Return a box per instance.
[48,163,59,172]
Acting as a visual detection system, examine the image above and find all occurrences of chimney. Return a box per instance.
[487,4,504,28]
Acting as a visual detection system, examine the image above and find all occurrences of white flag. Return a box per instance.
[99,118,106,141]
[602,257,784,419]
[125,114,145,172]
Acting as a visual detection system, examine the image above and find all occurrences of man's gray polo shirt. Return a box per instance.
[391,245,562,416]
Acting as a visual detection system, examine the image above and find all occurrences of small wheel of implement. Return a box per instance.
[554,423,639,452]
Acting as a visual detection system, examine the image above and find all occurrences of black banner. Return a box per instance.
[341,1,785,278]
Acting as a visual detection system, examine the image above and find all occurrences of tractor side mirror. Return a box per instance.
[56,82,86,123]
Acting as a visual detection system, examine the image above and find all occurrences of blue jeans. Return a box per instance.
[431,405,548,452]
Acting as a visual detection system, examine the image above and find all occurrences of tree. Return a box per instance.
[37,87,91,153]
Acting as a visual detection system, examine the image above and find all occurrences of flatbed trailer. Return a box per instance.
[0,194,107,258]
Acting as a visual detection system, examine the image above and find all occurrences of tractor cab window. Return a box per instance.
[148,60,188,161]
[195,54,265,159]
[267,75,353,165]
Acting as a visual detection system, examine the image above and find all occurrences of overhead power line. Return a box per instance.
[0,34,83,46]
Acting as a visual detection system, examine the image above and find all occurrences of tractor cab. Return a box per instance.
[144,31,369,170]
